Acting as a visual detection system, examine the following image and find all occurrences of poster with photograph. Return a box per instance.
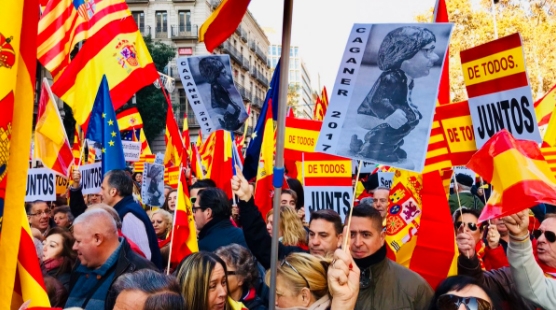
[141,163,165,207]
[176,55,248,136]
[315,23,453,172]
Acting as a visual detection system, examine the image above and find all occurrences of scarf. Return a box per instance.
[353,243,387,270]
[533,239,556,278]
[43,257,65,272]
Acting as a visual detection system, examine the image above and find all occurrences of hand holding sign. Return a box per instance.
[231,165,252,202]
[72,168,81,189]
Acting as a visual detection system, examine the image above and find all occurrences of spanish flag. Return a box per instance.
[0,0,51,308]
[199,130,233,198]
[37,0,131,78]
[199,0,251,52]
[117,107,152,156]
[254,100,275,216]
[50,17,159,127]
[34,80,74,177]
[433,0,450,106]
[467,129,556,221]
[535,83,556,132]
[164,104,185,167]
[542,104,556,147]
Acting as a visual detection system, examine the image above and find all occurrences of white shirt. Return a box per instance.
[121,213,151,260]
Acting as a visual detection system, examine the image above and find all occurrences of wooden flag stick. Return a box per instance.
[342,160,363,250]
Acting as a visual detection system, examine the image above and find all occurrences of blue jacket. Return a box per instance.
[198,217,247,252]
[113,195,163,269]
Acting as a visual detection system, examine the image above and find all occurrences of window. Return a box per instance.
[132,11,145,31]
[155,11,168,34]
[278,46,281,55]
[178,10,191,32]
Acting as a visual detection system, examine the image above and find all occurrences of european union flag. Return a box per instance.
[242,59,281,181]
[86,76,126,174]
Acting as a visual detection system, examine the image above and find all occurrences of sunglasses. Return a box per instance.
[190,197,197,205]
[280,259,310,289]
[437,294,492,310]
[533,229,556,243]
[455,221,478,232]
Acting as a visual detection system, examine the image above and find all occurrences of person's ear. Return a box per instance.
[93,233,103,245]
[206,208,213,219]
[300,287,311,307]
[110,188,117,197]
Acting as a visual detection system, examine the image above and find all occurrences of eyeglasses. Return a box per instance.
[455,221,478,232]
[190,197,197,205]
[533,229,556,243]
[28,211,50,217]
[280,259,310,289]
[437,294,492,310]
[191,206,202,213]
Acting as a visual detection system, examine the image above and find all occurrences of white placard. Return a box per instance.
[377,172,394,189]
[316,23,454,173]
[122,141,141,162]
[353,160,376,174]
[468,86,541,148]
[176,55,248,136]
[304,186,353,222]
[142,163,165,207]
[25,168,56,202]
[79,162,103,195]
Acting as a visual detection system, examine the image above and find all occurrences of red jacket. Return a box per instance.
[476,239,509,270]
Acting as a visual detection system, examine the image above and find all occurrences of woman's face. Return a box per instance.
[135,173,142,183]
[43,233,64,261]
[401,42,439,79]
[224,261,243,299]
[445,284,492,310]
[151,213,169,238]
[456,213,482,245]
[275,274,305,308]
[208,263,228,310]
[168,191,177,211]
[54,212,71,228]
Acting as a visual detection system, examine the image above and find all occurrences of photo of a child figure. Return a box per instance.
[340,24,452,171]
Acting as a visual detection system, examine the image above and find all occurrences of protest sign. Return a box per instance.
[142,163,165,207]
[164,166,180,189]
[303,153,352,221]
[284,117,321,160]
[55,175,69,195]
[122,140,141,162]
[176,55,248,136]
[133,154,156,173]
[352,160,376,174]
[377,171,394,189]
[461,33,541,148]
[315,23,453,172]
[79,162,103,195]
[435,101,477,165]
[26,168,56,202]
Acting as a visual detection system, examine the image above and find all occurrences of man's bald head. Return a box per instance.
[73,208,120,268]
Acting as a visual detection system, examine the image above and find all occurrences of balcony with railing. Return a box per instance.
[248,40,256,51]
[254,45,268,64]
[210,0,221,9]
[252,95,263,108]
[171,24,198,40]
[222,41,243,64]
[155,26,168,39]
[126,0,149,3]
[241,58,250,71]
[139,25,151,38]
[240,29,247,42]
[235,25,242,36]
[172,0,195,2]
[236,85,252,102]
[178,113,200,129]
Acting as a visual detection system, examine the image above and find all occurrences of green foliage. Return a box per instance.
[287,83,301,112]
[137,36,176,144]
[416,0,556,102]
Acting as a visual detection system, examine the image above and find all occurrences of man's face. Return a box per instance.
[401,42,439,79]
[100,177,116,206]
[373,189,389,219]
[190,187,205,201]
[455,213,482,245]
[349,216,384,259]
[193,195,210,231]
[88,193,102,205]
[536,218,556,267]
[113,289,149,310]
[280,193,296,210]
[28,202,50,232]
[72,223,100,268]
[308,219,342,257]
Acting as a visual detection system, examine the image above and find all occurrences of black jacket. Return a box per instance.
[69,186,87,219]
[198,217,248,252]
[237,197,307,270]
[68,238,157,310]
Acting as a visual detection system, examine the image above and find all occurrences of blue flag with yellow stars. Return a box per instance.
[86,76,126,175]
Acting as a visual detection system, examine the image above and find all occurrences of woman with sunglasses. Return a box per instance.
[428,275,499,310]
[453,208,509,270]
[505,210,556,310]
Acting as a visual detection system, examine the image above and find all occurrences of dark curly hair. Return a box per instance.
[199,57,225,82]
[215,244,259,291]
[378,26,436,71]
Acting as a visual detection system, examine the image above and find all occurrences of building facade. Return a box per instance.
[126,0,270,151]
[268,44,315,119]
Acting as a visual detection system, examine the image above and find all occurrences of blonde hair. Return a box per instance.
[267,206,307,246]
[265,252,330,299]
[151,209,173,228]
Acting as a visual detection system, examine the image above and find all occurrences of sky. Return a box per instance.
[248,0,438,92]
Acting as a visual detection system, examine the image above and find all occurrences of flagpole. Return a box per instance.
[269,0,293,308]
[166,166,181,275]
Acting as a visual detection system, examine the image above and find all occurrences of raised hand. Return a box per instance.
[502,209,530,239]
[231,165,252,202]
[486,224,501,249]
[328,246,360,310]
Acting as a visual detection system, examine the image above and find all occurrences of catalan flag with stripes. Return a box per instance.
[542,104,556,147]
[50,17,159,127]
[133,154,155,173]
[37,0,131,78]
[164,104,184,167]
[72,125,83,165]
[535,83,556,134]
[541,147,556,180]
[199,0,251,52]
[0,0,51,308]
[467,129,556,222]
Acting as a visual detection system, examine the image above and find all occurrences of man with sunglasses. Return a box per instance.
[505,210,556,310]
[349,204,433,310]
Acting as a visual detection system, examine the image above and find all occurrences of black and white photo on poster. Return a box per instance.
[141,163,165,207]
[316,23,453,172]
[176,55,248,136]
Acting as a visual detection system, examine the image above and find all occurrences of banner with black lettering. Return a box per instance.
[79,162,103,195]
[142,163,165,207]
[55,175,70,195]
[26,168,56,202]
[315,23,453,172]
[460,33,541,148]
[176,55,248,136]
[122,141,141,162]
[377,171,394,189]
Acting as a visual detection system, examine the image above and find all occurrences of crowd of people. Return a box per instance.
[22,166,556,310]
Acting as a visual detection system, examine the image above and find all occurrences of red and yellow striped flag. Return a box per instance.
[542,104,556,147]
[133,154,156,173]
[164,104,184,167]
[72,125,83,165]
[199,0,251,52]
[199,130,233,197]
[434,0,450,106]
[37,0,131,78]
[422,116,452,173]
[535,83,556,132]
[541,147,556,180]
[0,0,51,308]
[50,17,159,127]
[467,129,556,222]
